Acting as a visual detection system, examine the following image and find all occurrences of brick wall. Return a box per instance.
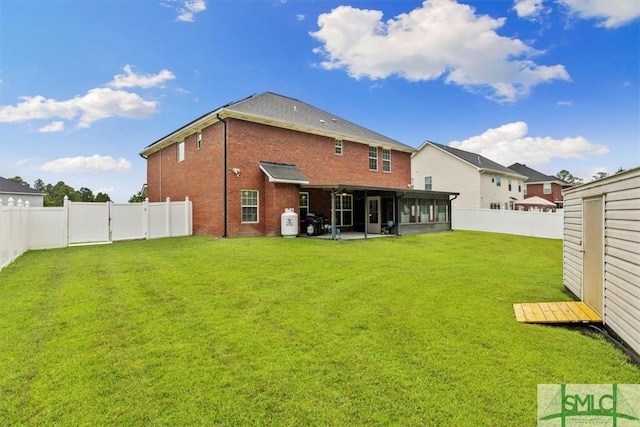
[525,182,564,204]
[146,118,413,237]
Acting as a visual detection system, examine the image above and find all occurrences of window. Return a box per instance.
[399,197,445,223]
[369,146,378,171]
[334,139,342,155]
[424,176,432,191]
[176,141,185,162]
[495,175,502,187]
[299,192,309,219]
[334,194,353,226]
[241,190,258,223]
[543,182,552,194]
[518,180,522,192]
[490,202,501,210]
[508,177,512,191]
[196,132,202,150]
[382,149,391,172]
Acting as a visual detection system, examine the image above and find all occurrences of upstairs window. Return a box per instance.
[518,180,522,192]
[382,149,391,172]
[334,139,342,155]
[176,141,185,162]
[369,146,378,171]
[496,175,502,187]
[424,176,433,191]
[543,182,552,194]
[196,132,202,150]
[508,177,512,191]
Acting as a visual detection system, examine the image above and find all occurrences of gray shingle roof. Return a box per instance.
[426,142,524,176]
[259,162,309,184]
[508,163,571,185]
[142,92,414,155]
[0,176,43,195]
[225,92,413,151]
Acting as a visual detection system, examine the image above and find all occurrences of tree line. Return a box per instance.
[8,176,111,207]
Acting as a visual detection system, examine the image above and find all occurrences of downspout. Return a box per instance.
[217,113,228,237]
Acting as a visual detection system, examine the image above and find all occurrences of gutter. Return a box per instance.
[217,113,228,237]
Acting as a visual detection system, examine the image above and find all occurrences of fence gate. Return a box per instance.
[68,202,110,245]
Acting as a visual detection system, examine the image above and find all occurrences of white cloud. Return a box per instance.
[175,0,206,22]
[557,100,573,106]
[558,0,640,28]
[449,121,610,166]
[310,0,570,102]
[40,155,133,173]
[108,64,175,89]
[38,121,65,133]
[0,66,167,128]
[514,0,545,18]
[297,14,306,21]
[95,187,115,194]
[76,88,157,128]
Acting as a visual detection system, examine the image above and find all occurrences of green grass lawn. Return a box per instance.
[1,231,638,426]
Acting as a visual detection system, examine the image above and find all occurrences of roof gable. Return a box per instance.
[142,92,414,156]
[423,142,525,177]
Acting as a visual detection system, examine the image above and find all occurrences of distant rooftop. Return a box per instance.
[509,163,571,185]
[424,142,525,177]
[0,176,44,196]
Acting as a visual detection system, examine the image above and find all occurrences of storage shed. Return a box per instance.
[563,167,640,356]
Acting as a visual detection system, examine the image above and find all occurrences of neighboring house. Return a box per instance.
[411,141,526,209]
[563,167,640,356]
[0,176,44,207]
[508,163,572,208]
[140,92,457,237]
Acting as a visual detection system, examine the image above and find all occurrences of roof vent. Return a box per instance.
[331,118,338,122]
[293,105,297,112]
[319,119,326,123]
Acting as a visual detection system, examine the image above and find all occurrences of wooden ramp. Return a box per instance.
[513,301,602,324]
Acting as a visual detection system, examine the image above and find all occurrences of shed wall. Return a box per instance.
[563,169,640,355]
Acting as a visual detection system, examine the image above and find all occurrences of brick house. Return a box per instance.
[508,163,572,209]
[140,92,457,237]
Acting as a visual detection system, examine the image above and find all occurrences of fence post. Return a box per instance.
[184,196,191,236]
[144,197,150,240]
[63,195,70,247]
[166,197,171,237]
[22,201,30,252]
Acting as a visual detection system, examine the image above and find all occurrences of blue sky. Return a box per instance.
[1,0,638,202]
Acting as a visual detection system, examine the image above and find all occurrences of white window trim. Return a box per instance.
[176,141,185,162]
[241,190,259,223]
[334,139,342,155]
[196,132,202,150]
[543,182,552,194]
[369,146,378,171]
[382,148,391,173]
[335,194,353,226]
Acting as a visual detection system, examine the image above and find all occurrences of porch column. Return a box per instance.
[364,189,368,238]
[331,189,336,240]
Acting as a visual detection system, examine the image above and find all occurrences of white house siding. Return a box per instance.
[412,146,481,208]
[479,171,524,209]
[563,168,640,355]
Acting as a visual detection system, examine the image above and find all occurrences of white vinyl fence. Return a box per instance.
[452,207,563,239]
[0,196,192,271]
